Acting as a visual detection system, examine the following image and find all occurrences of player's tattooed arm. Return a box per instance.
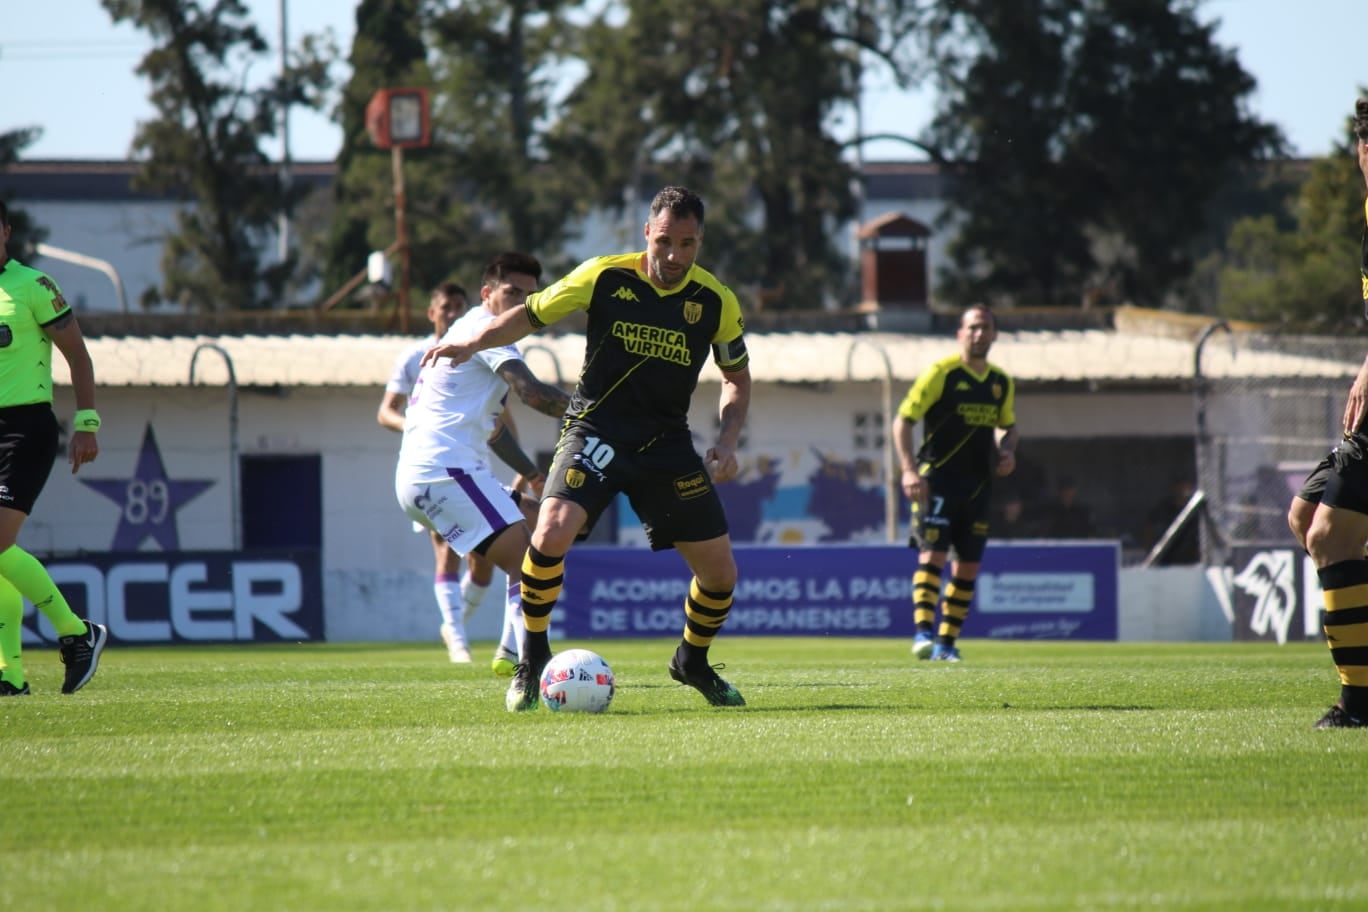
[497,360,570,419]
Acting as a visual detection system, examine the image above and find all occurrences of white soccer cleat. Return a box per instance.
[440,624,473,664]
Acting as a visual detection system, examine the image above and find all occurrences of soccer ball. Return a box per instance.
[539,649,615,713]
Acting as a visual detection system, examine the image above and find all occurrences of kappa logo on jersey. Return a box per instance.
[955,381,972,391]
[682,301,702,324]
[612,286,639,302]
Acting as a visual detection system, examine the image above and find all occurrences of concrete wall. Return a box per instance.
[25,378,1227,646]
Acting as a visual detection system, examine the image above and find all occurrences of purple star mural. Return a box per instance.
[80,424,216,551]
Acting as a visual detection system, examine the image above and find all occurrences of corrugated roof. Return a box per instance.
[54,330,1360,388]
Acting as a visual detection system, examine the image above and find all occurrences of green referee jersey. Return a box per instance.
[0,259,70,407]
[525,251,748,450]
[898,353,1016,481]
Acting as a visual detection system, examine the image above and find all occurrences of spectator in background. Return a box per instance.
[1144,476,1199,564]
[1039,476,1095,539]
[991,490,1036,539]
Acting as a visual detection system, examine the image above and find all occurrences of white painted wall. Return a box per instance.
[23,379,1227,646]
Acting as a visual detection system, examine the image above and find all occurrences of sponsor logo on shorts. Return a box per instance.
[674,471,710,500]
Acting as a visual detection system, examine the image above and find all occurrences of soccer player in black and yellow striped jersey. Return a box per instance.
[0,199,108,696]
[1301,103,1368,729]
[893,305,1018,663]
[423,186,750,711]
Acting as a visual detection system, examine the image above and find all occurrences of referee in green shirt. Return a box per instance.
[0,199,107,696]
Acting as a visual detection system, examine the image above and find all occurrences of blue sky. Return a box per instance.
[3,0,1364,162]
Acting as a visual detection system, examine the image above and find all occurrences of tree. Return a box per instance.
[1213,120,1365,329]
[0,127,47,261]
[102,0,331,311]
[920,0,1284,309]
[425,0,591,276]
[317,0,429,300]
[552,1,935,310]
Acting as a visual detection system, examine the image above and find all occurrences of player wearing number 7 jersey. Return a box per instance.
[422,186,752,711]
[893,305,1018,664]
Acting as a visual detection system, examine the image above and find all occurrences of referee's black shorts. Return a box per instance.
[0,403,60,514]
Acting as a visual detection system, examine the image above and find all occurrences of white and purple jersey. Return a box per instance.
[385,335,433,400]
[396,307,523,483]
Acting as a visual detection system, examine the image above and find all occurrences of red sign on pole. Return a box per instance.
[365,88,432,149]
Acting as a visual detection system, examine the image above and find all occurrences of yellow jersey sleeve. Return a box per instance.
[897,360,950,422]
[525,257,603,328]
[998,372,1017,428]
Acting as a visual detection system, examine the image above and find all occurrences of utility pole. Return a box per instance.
[277,0,292,270]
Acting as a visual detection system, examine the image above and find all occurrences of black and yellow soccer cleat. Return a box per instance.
[668,653,746,707]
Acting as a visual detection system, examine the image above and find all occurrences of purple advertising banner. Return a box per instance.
[557,541,1119,641]
[22,550,325,645]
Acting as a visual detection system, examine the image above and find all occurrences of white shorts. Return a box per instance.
[396,464,524,556]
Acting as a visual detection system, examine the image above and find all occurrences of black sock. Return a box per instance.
[1342,685,1368,719]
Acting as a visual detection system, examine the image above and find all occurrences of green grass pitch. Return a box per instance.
[3,638,1365,911]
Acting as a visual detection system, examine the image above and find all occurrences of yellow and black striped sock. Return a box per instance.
[680,578,733,661]
[912,561,944,633]
[1317,559,1368,717]
[939,576,976,646]
[520,545,564,636]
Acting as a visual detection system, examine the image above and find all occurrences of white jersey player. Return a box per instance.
[394,253,569,686]
[396,306,528,553]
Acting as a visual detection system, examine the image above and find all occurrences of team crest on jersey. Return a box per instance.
[565,468,586,489]
[682,301,702,324]
[36,276,66,312]
[992,382,1003,399]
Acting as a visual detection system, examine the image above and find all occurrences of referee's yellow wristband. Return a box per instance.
[73,409,101,433]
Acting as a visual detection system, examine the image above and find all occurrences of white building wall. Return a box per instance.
[23,378,1222,643]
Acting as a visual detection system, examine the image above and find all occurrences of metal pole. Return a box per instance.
[35,243,128,313]
[393,145,410,334]
[846,339,898,543]
[1193,320,1232,565]
[189,343,241,551]
[277,0,292,267]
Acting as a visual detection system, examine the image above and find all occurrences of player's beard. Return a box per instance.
[649,256,685,287]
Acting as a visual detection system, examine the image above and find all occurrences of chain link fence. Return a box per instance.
[1195,330,1365,562]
